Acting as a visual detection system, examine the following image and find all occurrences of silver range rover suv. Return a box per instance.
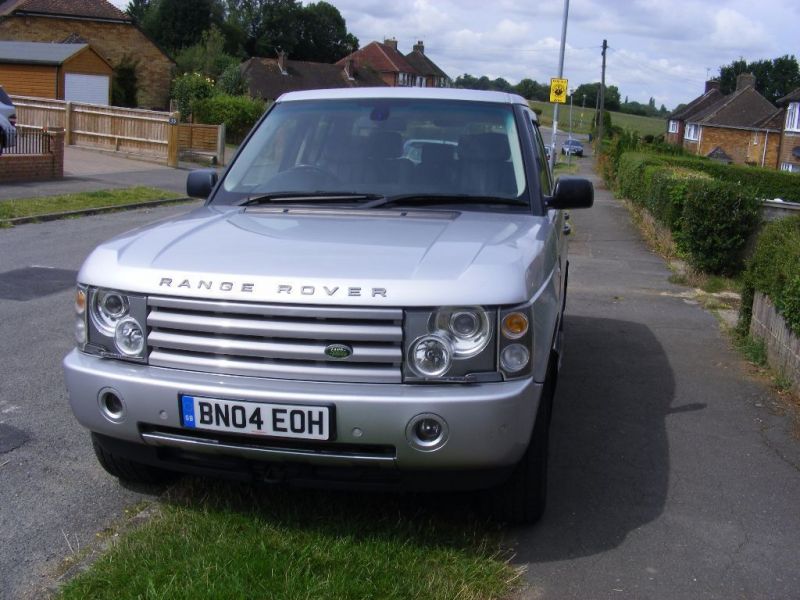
[63,88,592,524]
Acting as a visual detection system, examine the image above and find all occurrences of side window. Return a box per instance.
[527,115,552,196]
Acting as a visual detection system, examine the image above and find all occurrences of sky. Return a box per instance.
[110,0,799,110]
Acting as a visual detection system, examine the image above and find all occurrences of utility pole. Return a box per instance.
[597,39,607,144]
[549,0,570,171]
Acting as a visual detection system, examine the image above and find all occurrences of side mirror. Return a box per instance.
[187,169,219,199]
[546,177,594,210]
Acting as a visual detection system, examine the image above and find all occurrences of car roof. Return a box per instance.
[277,87,530,107]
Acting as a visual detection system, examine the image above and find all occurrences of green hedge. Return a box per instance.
[614,152,761,274]
[677,179,761,275]
[647,168,710,233]
[741,215,800,336]
[191,94,267,144]
[612,151,800,203]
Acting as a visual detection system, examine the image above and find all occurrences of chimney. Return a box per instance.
[736,72,756,91]
[704,80,720,93]
[277,50,288,75]
[343,58,355,80]
[413,40,424,54]
[384,37,398,51]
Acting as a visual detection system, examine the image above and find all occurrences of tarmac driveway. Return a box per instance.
[0,147,201,200]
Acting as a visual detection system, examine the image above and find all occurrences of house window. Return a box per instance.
[786,102,800,132]
[668,120,679,133]
[780,162,800,173]
[684,123,699,141]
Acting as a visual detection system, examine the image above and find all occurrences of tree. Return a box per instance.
[515,78,546,100]
[175,26,239,79]
[141,0,225,52]
[125,0,151,23]
[572,82,620,111]
[718,55,800,104]
[292,2,358,62]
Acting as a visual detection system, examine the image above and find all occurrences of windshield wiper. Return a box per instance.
[361,194,524,209]
[240,192,384,206]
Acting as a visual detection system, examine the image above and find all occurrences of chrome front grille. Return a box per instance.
[147,296,403,383]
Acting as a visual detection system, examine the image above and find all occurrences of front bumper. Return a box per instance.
[64,350,542,480]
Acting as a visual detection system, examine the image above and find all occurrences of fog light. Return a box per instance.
[99,389,126,423]
[114,317,144,356]
[406,413,449,451]
[415,418,443,442]
[501,343,530,373]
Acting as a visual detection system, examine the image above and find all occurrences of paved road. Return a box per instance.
[0,203,200,599]
[510,158,800,598]
[2,161,800,599]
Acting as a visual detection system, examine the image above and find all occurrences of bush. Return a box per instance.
[112,55,139,108]
[678,178,761,275]
[192,94,267,144]
[171,73,215,122]
[216,64,248,96]
[647,168,710,232]
[740,215,800,335]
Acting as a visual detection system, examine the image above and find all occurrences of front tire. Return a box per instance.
[91,433,175,484]
[484,373,554,524]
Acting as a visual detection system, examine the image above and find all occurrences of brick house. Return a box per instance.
[0,0,174,109]
[775,88,800,173]
[403,41,451,88]
[242,52,386,102]
[665,81,723,145]
[336,38,450,88]
[668,74,781,168]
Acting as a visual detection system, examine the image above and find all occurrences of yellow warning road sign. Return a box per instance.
[550,78,568,103]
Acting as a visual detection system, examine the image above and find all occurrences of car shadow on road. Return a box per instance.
[511,315,682,562]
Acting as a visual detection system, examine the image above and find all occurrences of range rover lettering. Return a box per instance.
[63,88,593,524]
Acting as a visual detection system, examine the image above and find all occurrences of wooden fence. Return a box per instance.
[10,95,225,167]
[178,123,226,165]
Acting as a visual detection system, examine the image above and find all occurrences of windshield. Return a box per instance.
[218,98,527,205]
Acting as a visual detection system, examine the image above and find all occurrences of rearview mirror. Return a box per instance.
[546,177,594,210]
[186,169,219,199]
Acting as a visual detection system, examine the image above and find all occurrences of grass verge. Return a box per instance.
[58,479,519,600]
[0,187,183,222]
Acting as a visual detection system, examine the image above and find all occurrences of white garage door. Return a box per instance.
[64,73,109,105]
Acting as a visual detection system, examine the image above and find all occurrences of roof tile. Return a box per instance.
[0,0,129,21]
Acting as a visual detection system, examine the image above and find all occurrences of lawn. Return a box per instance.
[58,479,519,600]
[531,100,667,138]
[0,187,184,223]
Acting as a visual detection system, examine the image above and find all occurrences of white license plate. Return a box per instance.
[180,395,332,441]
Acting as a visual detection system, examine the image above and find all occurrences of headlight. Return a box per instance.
[91,290,130,336]
[409,334,453,378]
[404,307,496,382]
[432,307,492,358]
[114,317,145,356]
[79,287,147,362]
